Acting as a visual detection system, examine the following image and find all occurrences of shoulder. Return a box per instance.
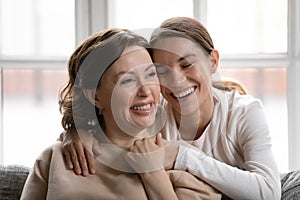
[36,142,63,165]
[26,142,64,184]
[213,88,269,137]
[39,141,62,155]
[216,89,271,140]
[213,88,264,115]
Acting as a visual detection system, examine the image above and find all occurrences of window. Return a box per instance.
[0,0,75,56]
[107,0,193,40]
[108,0,193,30]
[2,69,67,166]
[207,0,287,54]
[0,0,75,166]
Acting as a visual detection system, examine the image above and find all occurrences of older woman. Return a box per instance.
[20,28,221,200]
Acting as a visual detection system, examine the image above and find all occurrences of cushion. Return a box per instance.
[0,165,30,200]
[281,170,300,200]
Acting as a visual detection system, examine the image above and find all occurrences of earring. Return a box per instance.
[88,119,97,126]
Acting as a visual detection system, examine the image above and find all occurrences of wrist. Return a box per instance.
[140,168,165,180]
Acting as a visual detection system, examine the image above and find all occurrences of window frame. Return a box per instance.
[0,0,299,170]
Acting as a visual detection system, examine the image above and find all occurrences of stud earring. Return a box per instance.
[88,119,97,126]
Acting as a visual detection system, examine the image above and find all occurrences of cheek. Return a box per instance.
[160,86,171,100]
[193,65,212,85]
[111,88,132,107]
[152,85,161,101]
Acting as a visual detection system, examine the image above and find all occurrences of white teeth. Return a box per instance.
[173,87,195,98]
[132,103,152,110]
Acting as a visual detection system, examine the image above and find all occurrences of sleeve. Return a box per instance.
[20,147,53,200]
[168,170,222,200]
[174,100,281,200]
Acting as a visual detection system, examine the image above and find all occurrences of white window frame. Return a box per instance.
[286,0,300,171]
[0,0,108,163]
[0,0,299,170]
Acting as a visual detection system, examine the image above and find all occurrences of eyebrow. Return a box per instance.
[178,53,196,62]
[114,64,155,81]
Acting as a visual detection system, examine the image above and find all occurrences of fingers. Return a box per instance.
[61,128,99,176]
[84,148,96,174]
[92,138,101,157]
[130,135,162,153]
[61,142,81,175]
[156,133,164,147]
[61,140,90,176]
[62,146,73,170]
[74,142,90,177]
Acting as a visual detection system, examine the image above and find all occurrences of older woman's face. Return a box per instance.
[152,37,218,117]
[97,46,160,134]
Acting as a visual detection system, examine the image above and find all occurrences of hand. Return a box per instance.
[129,133,164,154]
[61,129,100,176]
[126,133,166,173]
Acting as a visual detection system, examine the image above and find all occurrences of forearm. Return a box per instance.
[175,146,281,200]
[140,169,178,200]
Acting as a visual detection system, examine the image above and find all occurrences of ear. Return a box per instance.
[209,50,219,73]
[83,89,103,109]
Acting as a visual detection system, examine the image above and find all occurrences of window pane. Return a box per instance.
[207,0,287,54]
[218,67,288,172]
[108,0,193,31]
[2,69,67,167]
[0,0,75,56]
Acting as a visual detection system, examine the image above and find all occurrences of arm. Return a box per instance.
[174,100,281,200]
[61,129,100,176]
[140,169,178,200]
[128,134,178,200]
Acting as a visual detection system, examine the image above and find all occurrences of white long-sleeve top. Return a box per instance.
[161,87,281,200]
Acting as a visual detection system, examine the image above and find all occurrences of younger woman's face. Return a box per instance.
[152,37,218,117]
[97,46,161,135]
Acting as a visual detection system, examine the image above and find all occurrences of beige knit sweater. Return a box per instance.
[20,142,221,200]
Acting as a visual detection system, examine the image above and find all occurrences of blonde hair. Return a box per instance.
[213,80,247,95]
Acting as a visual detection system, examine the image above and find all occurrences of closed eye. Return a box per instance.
[181,63,192,68]
[146,71,157,78]
[155,64,170,76]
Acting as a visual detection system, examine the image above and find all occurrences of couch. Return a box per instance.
[1,164,300,200]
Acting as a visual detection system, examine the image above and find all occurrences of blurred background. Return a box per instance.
[1,0,299,172]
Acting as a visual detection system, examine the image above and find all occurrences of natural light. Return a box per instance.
[0,0,290,174]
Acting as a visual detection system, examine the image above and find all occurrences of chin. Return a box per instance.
[134,120,154,129]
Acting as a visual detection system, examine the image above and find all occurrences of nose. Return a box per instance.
[173,69,186,82]
[137,84,152,97]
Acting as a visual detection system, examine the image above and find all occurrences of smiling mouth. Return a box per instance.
[171,86,196,99]
[131,103,152,110]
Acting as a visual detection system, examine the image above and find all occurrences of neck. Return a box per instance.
[104,126,148,149]
[173,96,214,141]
